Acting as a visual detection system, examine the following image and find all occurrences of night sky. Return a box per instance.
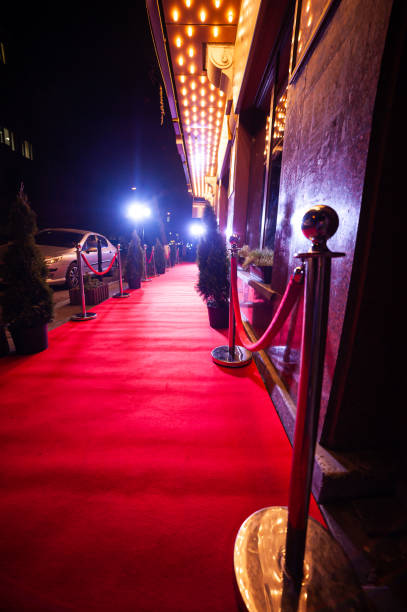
[4,4,192,241]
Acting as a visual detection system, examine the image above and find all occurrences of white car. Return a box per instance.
[35,228,117,289]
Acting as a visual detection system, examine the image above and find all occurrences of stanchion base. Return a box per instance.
[113,292,130,298]
[211,345,252,368]
[70,312,97,322]
[234,506,367,611]
[142,278,152,282]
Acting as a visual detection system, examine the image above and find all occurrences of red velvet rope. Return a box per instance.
[81,251,117,275]
[147,248,154,264]
[230,256,304,352]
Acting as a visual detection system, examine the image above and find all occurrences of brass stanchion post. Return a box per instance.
[211,235,252,368]
[113,244,130,298]
[71,244,97,321]
[233,206,368,611]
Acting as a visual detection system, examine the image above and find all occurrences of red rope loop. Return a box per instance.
[147,248,154,264]
[230,256,304,352]
[81,251,118,275]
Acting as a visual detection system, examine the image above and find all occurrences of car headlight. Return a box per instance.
[45,257,63,265]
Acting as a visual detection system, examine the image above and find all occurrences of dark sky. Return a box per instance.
[5,4,192,240]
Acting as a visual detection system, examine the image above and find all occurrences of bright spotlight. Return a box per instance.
[126,202,151,221]
[189,222,206,237]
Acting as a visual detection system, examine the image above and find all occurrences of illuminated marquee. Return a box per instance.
[163,2,240,200]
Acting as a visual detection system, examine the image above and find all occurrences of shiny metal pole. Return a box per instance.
[233,207,366,611]
[284,206,345,586]
[211,235,252,368]
[71,244,97,321]
[113,244,130,298]
[142,244,152,282]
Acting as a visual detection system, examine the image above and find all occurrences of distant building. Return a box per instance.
[0,26,36,240]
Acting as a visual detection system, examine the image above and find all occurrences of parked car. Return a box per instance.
[35,228,117,289]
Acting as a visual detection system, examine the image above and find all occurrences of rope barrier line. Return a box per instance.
[230,255,304,352]
[81,252,117,275]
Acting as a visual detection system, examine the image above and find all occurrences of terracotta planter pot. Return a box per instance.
[207,301,229,329]
[10,323,48,355]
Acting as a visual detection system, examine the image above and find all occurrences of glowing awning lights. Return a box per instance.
[166,1,239,198]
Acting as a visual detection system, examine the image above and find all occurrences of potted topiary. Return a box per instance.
[124,231,144,289]
[154,238,166,274]
[239,246,274,284]
[196,203,229,329]
[0,189,54,354]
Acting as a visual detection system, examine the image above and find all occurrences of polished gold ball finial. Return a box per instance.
[301,205,339,251]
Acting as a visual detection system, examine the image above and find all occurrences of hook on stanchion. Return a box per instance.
[71,244,97,321]
[211,235,252,368]
[113,244,130,298]
[233,207,367,610]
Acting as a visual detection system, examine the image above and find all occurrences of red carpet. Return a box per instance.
[0,263,323,612]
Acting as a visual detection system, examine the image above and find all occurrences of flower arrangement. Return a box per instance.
[238,246,274,270]
[83,273,102,289]
[69,272,108,304]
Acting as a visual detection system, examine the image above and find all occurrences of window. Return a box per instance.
[84,235,98,251]
[0,127,16,151]
[22,140,33,159]
[261,21,292,249]
[97,236,108,248]
[36,230,85,247]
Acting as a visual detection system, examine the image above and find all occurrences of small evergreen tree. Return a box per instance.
[154,238,166,274]
[0,189,54,329]
[196,204,229,305]
[124,231,144,286]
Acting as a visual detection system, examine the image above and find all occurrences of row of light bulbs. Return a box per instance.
[263,91,288,158]
[169,5,237,196]
[171,5,235,23]
[174,24,223,42]
[273,92,287,143]
[176,70,224,190]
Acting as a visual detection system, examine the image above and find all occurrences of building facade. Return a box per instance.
[147,0,405,603]
[0,27,36,241]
